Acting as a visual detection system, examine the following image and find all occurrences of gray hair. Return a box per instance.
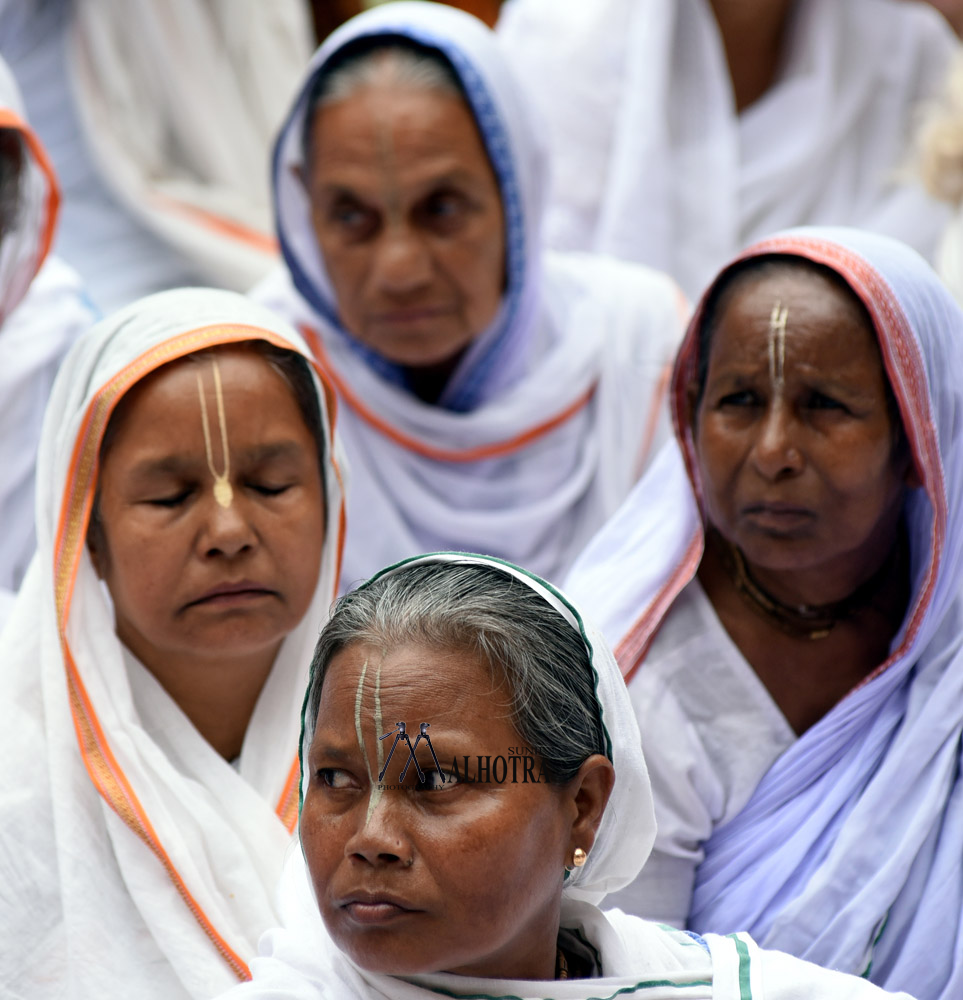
[303,39,467,167]
[305,561,607,784]
[310,40,464,112]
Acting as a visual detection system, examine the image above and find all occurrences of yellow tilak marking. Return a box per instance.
[196,359,233,508]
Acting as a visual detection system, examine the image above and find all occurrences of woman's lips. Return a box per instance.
[340,895,419,926]
[742,502,815,531]
[185,581,277,608]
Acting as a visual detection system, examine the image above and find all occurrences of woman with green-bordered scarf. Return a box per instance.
[216,553,910,1000]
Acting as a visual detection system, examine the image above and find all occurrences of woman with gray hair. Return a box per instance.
[216,553,912,999]
[253,1,687,589]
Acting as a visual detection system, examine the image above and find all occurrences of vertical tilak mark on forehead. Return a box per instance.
[768,302,788,397]
[376,114,404,228]
[354,658,371,780]
[365,661,385,826]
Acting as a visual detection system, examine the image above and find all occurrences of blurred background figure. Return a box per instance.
[256,2,686,589]
[0,0,314,311]
[497,0,957,300]
[916,48,963,302]
[0,53,94,625]
[0,1,507,314]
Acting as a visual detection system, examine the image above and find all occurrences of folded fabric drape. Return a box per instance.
[0,288,347,998]
[254,1,687,587]
[567,227,963,998]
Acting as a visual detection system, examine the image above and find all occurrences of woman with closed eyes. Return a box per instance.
[0,287,346,998]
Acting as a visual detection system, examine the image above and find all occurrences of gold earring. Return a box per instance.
[572,847,587,868]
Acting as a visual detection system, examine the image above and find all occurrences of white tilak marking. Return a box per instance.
[769,302,788,398]
[354,659,371,780]
[366,662,385,825]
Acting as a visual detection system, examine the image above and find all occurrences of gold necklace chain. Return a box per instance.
[196,360,233,509]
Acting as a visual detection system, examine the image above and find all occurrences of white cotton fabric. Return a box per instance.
[212,553,911,1000]
[605,580,796,929]
[0,54,95,624]
[66,0,314,293]
[0,288,347,999]
[254,0,686,587]
[497,0,956,300]
[566,227,963,998]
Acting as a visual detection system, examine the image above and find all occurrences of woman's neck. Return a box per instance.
[404,349,467,405]
[121,633,281,759]
[708,0,796,113]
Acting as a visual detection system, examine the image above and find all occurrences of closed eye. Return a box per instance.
[147,489,192,508]
[249,482,292,497]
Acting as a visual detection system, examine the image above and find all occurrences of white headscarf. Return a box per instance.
[0,288,347,998]
[566,227,963,997]
[0,53,95,622]
[253,1,685,587]
[212,554,909,1000]
[497,0,955,300]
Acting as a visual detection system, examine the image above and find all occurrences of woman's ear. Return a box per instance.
[565,754,615,863]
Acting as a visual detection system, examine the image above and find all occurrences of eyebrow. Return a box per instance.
[308,741,359,766]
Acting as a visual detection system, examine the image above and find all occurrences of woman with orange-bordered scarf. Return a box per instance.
[0,288,346,998]
[252,1,686,589]
[567,227,963,998]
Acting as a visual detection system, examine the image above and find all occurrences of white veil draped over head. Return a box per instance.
[0,288,347,998]
[0,52,95,622]
[567,227,963,997]
[254,0,685,586]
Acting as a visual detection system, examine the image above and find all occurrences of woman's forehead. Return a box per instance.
[706,267,878,362]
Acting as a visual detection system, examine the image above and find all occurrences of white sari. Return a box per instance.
[214,553,912,1000]
[0,289,348,998]
[0,54,95,623]
[497,0,956,300]
[253,1,686,589]
[567,227,963,998]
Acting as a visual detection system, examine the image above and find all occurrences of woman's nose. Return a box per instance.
[371,227,433,297]
[751,403,803,479]
[345,795,414,869]
[200,490,256,558]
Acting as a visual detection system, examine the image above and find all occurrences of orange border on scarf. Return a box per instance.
[300,324,596,463]
[0,108,60,293]
[55,323,345,978]
[616,235,945,686]
[149,192,279,254]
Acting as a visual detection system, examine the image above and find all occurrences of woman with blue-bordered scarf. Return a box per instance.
[252,1,686,590]
[214,552,910,1000]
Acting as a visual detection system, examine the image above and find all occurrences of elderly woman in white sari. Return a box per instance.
[0,288,346,998]
[214,553,911,1000]
[253,1,686,589]
[0,54,95,622]
[566,227,963,999]
[497,0,956,300]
